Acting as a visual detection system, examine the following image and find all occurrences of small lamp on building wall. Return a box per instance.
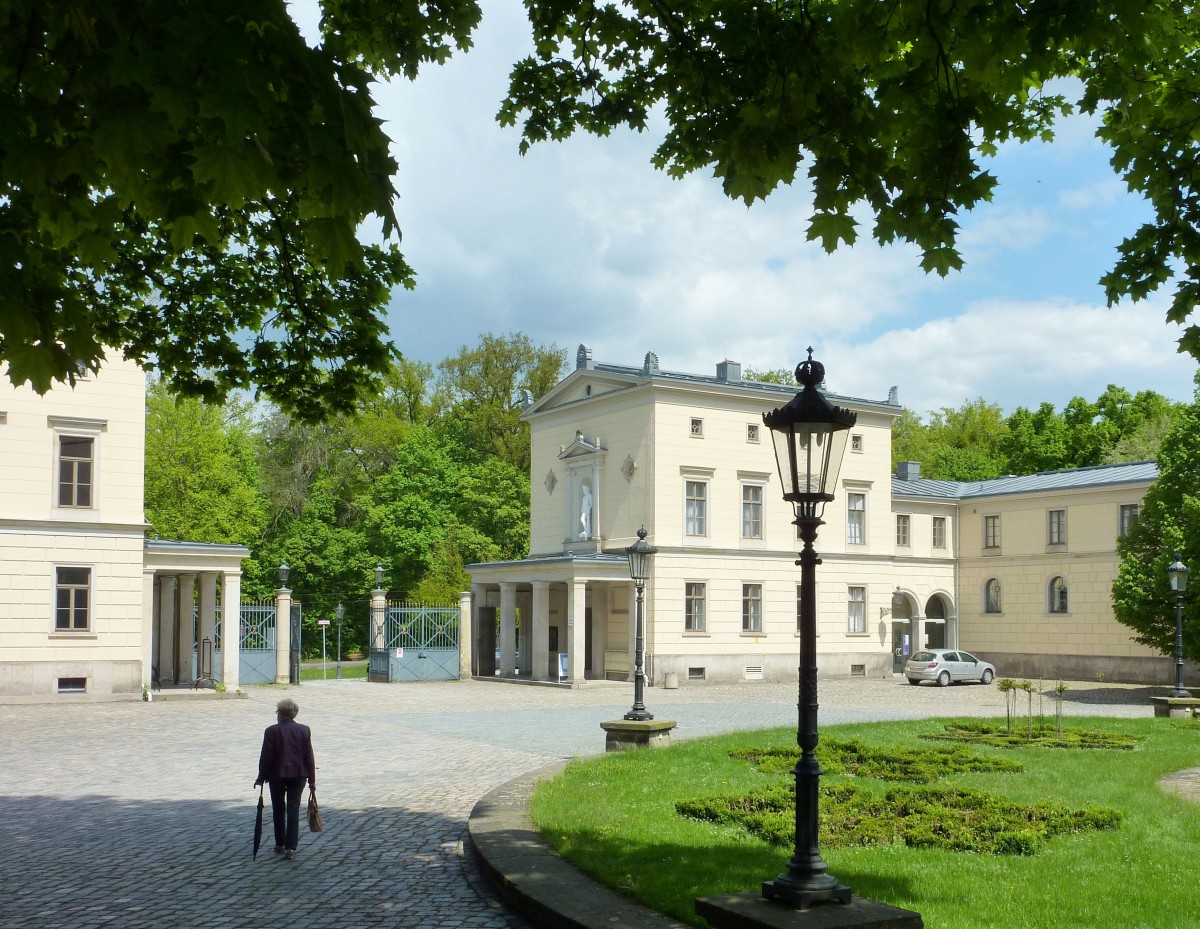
[375,562,385,591]
[624,526,658,721]
[761,348,857,910]
[881,586,905,618]
[278,562,290,590]
[1168,554,1190,698]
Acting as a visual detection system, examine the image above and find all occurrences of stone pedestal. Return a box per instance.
[600,719,676,751]
[697,893,922,929]
[1151,696,1200,718]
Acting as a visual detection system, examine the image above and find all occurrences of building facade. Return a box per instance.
[0,359,251,702]
[468,346,1171,687]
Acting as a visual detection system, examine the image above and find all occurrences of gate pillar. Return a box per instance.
[275,585,292,685]
[458,590,473,680]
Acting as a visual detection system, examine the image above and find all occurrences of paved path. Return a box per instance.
[0,677,1156,929]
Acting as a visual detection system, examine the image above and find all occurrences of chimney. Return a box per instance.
[716,359,742,383]
[896,461,922,481]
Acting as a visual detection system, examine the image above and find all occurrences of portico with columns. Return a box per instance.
[143,540,251,689]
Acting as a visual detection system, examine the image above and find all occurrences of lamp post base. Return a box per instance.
[698,892,922,928]
[762,878,852,910]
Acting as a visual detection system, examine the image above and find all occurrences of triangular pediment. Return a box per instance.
[521,368,639,419]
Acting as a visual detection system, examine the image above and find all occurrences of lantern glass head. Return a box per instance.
[335,602,345,622]
[374,562,385,590]
[625,526,657,583]
[892,587,904,612]
[278,562,290,587]
[762,350,857,520]
[1168,554,1189,593]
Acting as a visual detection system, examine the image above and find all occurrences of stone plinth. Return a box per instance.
[1151,696,1200,718]
[697,893,922,929]
[600,719,677,751]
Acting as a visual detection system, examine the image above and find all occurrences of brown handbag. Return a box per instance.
[307,788,324,833]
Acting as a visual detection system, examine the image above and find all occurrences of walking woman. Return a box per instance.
[255,698,317,860]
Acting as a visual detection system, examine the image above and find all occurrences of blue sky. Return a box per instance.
[301,2,1198,417]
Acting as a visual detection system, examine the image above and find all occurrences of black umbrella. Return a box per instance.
[252,785,265,859]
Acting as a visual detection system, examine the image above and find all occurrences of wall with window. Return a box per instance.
[0,358,147,700]
[957,481,1161,680]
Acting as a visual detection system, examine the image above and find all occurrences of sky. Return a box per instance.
[300,2,1197,417]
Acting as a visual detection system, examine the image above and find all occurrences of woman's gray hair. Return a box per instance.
[276,697,300,720]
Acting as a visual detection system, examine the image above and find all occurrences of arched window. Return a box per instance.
[1049,576,1069,613]
[984,578,1001,614]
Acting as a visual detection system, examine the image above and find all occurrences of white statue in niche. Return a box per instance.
[579,484,592,539]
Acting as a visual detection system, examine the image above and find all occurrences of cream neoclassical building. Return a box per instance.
[468,346,1170,687]
[0,358,251,702]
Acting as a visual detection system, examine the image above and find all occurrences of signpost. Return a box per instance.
[318,619,331,680]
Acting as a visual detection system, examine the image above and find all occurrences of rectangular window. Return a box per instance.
[1048,509,1067,545]
[742,584,763,632]
[847,586,865,633]
[58,436,94,507]
[847,493,866,544]
[690,417,704,437]
[685,481,707,536]
[796,584,803,632]
[55,566,91,631]
[741,484,763,539]
[896,514,910,547]
[850,434,863,452]
[1120,504,1140,537]
[685,583,707,632]
[746,423,760,443]
[932,516,947,549]
[984,515,1001,549]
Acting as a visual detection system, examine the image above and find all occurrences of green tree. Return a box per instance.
[1001,403,1070,475]
[2,0,480,417]
[144,380,266,545]
[1113,376,1200,659]
[434,332,566,472]
[502,2,1200,358]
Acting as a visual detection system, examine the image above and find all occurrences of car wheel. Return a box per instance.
[937,671,951,687]
[981,669,994,685]
[907,678,921,686]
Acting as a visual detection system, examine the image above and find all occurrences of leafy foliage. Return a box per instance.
[731,739,1022,783]
[678,782,1120,856]
[1,0,480,418]
[502,1,1200,360]
[925,722,1143,751]
[1113,375,1200,657]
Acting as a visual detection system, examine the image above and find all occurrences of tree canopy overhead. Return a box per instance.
[1,0,480,419]
[502,1,1200,354]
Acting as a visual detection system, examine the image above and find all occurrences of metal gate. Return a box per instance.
[239,602,277,685]
[372,602,460,682]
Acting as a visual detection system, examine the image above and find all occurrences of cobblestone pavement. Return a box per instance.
[0,676,1156,929]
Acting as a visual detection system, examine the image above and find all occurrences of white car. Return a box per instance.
[905,649,996,687]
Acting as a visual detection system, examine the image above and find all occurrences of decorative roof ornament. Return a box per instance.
[642,352,659,375]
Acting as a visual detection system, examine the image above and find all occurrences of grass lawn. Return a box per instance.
[299,663,368,681]
[530,717,1200,929]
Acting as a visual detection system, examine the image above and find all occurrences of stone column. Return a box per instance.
[221,572,242,689]
[371,588,387,651]
[531,581,551,681]
[198,573,218,680]
[157,575,176,683]
[567,579,587,684]
[275,585,293,685]
[499,582,517,677]
[141,569,156,690]
[590,585,608,681]
[458,590,473,681]
[177,574,196,683]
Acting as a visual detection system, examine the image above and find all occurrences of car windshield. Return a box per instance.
[910,651,937,662]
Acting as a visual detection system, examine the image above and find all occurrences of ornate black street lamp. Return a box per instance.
[1168,554,1190,698]
[278,562,290,589]
[336,602,345,681]
[761,348,857,909]
[375,562,385,591]
[624,526,658,721]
